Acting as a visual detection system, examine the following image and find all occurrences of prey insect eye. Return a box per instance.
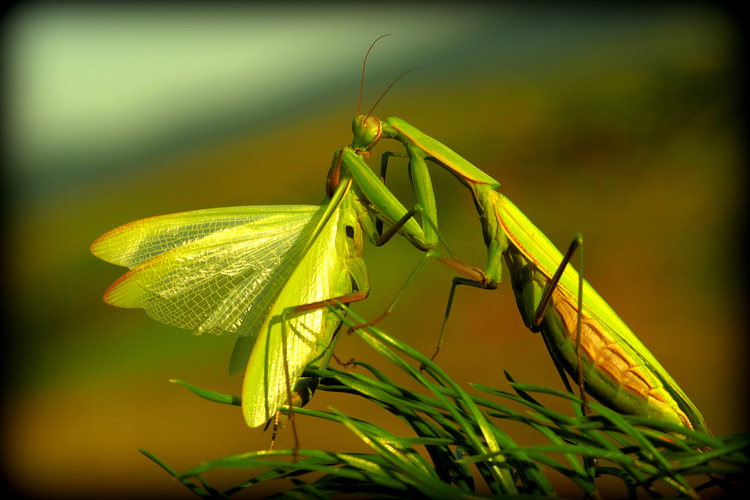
[346,225,355,239]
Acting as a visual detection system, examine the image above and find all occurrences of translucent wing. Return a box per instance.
[241,182,368,427]
[91,205,323,336]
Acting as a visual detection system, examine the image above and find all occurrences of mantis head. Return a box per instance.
[351,114,382,152]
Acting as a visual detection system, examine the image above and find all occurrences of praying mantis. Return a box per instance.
[334,95,711,434]
[294,35,710,436]
[92,38,710,442]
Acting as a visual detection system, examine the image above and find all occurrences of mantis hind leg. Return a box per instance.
[531,233,586,415]
[430,272,497,364]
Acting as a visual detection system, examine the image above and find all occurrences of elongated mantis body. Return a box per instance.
[341,113,710,435]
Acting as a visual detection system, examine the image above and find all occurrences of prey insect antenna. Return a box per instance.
[357,34,391,120]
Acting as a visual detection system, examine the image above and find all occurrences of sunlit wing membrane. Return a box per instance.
[227,180,369,375]
[91,205,318,267]
[91,205,324,335]
[92,180,369,428]
[242,190,358,427]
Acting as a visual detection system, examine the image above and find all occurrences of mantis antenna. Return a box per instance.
[356,34,421,121]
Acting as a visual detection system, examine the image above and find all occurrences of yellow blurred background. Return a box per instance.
[3,4,744,498]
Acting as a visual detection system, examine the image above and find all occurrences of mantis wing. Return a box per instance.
[91,205,324,339]
[241,180,368,427]
[497,192,708,433]
[91,181,368,428]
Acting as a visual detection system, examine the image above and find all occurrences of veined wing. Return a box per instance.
[242,179,368,427]
[91,205,318,268]
[91,205,324,336]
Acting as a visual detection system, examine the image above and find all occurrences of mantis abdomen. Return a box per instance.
[504,243,697,431]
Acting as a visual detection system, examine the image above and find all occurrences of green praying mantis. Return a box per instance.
[334,81,710,435]
[92,38,710,441]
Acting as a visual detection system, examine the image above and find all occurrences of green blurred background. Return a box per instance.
[3,4,743,498]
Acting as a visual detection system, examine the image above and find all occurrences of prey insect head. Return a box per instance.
[351,114,382,153]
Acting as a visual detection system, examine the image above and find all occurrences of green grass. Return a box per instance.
[142,309,749,498]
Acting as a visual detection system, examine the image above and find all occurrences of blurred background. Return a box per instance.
[3,3,744,498]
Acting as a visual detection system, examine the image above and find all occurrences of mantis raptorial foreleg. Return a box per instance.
[341,76,709,432]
